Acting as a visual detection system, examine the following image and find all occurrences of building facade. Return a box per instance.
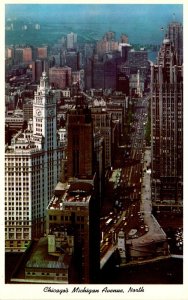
[151,38,183,204]
[49,66,72,89]
[67,104,94,180]
[23,47,33,63]
[67,32,77,50]
[91,107,112,169]
[5,71,63,252]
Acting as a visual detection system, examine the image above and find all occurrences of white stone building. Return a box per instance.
[5,71,64,252]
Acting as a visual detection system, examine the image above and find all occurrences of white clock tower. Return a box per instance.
[33,70,57,150]
[32,70,59,219]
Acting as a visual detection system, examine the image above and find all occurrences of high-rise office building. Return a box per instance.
[23,47,33,63]
[63,51,80,71]
[127,49,149,76]
[67,103,94,180]
[151,37,183,204]
[49,66,72,89]
[5,71,63,251]
[36,46,48,59]
[14,48,23,64]
[67,32,77,50]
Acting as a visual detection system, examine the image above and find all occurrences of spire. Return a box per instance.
[42,63,47,79]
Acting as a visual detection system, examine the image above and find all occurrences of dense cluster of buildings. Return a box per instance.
[5,21,183,283]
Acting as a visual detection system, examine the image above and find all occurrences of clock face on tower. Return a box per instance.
[36,109,42,116]
[48,109,54,117]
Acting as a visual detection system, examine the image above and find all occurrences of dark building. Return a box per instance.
[46,101,100,283]
[32,60,49,83]
[23,100,33,121]
[14,48,23,64]
[116,67,129,95]
[85,57,117,90]
[47,180,100,283]
[67,103,94,179]
[63,51,80,71]
[127,49,149,76]
[48,66,72,89]
[93,60,105,89]
[84,57,93,90]
[104,59,117,90]
[151,37,183,204]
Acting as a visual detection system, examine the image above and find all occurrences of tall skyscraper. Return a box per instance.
[46,100,100,283]
[67,101,94,180]
[67,32,77,50]
[151,37,183,204]
[5,71,63,251]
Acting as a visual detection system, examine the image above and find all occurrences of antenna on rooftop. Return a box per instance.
[43,61,46,75]
[173,13,176,22]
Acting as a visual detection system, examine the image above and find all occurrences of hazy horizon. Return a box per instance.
[5,4,183,45]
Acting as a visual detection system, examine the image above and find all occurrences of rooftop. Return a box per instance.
[48,181,93,210]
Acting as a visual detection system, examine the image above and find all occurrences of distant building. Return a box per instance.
[14,48,23,64]
[63,51,80,71]
[49,66,72,89]
[127,49,149,76]
[119,33,129,44]
[23,47,33,63]
[129,70,144,97]
[67,32,77,50]
[118,43,131,61]
[32,60,43,82]
[6,47,14,59]
[36,46,48,59]
[23,100,33,122]
[85,58,117,90]
[96,31,119,59]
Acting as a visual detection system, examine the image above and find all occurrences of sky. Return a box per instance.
[5,4,183,23]
[5,4,183,44]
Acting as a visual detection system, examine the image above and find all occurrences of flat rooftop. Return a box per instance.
[48,181,93,210]
[26,237,69,270]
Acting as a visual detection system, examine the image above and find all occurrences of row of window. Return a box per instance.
[5,221,31,225]
[5,217,30,221]
[26,272,67,277]
[49,215,85,222]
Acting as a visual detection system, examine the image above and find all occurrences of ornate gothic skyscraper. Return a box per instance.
[151,37,183,204]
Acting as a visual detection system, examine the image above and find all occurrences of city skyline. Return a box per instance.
[2,2,187,300]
